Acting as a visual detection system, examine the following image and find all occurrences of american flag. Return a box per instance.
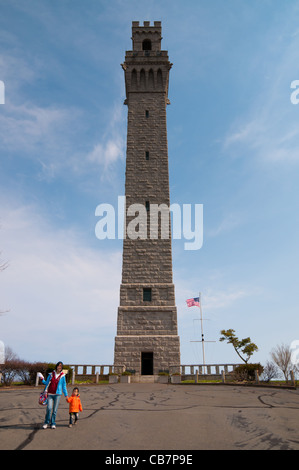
[186,297,200,307]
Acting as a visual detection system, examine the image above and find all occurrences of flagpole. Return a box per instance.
[199,292,206,374]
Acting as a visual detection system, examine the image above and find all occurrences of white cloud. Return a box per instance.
[86,103,126,179]
[0,200,122,363]
[0,91,125,184]
[0,100,80,184]
[175,276,250,317]
[224,109,299,164]
[223,119,260,148]
[223,8,299,165]
[0,101,76,147]
[87,138,123,170]
[0,50,39,89]
[207,213,242,238]
[0,41,125,183]
[202,289,248,311]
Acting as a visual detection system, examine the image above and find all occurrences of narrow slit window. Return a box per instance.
[143,288,152,302]
[145,110,149,118]
[145,201,150,212]
[145,151,149,160]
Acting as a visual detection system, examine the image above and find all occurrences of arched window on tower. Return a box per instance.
[142,39,152,51]
[140,69,146,89]
[157,69,163,89]
[148,69,154,89]
[131,69,137,89]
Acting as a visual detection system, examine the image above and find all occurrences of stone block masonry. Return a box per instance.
[114,21,180,375]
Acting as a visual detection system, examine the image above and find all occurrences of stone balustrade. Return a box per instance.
[65,363,242,384]
[180,364,242,376]
[70,364,114,376]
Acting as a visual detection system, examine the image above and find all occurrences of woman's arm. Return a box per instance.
[61,375,68,397]
[42,374,51,387]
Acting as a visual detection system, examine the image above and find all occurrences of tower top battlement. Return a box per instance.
[132,20,161,27]
[131,20,162,52]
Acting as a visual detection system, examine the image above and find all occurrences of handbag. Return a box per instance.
[38,374,51,406]
[39,390,48,406]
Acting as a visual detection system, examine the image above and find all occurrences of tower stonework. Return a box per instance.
[114,21,180,375]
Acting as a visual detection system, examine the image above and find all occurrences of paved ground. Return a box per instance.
[0,383,299,451]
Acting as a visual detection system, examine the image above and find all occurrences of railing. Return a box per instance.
[65,363,242,381]
[70,364,114,376]
[67,365,115,385]
[180,364,242,375]
[34,363,251,386]
[35,363,298,387]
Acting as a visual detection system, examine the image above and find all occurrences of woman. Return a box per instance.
[40,361,68,429]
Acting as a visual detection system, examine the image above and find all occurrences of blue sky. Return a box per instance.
[0,0,299,368]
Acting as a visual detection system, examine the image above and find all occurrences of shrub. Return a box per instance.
[0,360,73,386]
[42,363,72,383]
[1,360,19,386]
[261,361,279,382]
[234,363,264,381]
[28,362,58,385]
[0,347,20,386]
[16,360,33,385]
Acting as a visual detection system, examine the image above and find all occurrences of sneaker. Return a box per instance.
[51,425,56,429]
[42,424,48,429]
[68,424,72,428]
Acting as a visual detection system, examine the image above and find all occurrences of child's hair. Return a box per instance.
[73,387,79,393]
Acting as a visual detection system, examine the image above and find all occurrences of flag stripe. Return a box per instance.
[186,297,200,307]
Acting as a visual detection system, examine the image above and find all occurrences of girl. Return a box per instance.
[67,387,83,427]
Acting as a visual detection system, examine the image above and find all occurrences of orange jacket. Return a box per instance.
[67,394,83,413]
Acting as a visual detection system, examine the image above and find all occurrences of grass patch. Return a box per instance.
[73,380,109,385]
[181,379,222,384]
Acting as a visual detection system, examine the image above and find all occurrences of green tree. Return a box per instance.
[219,329,258,364]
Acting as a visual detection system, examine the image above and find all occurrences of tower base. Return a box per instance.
[114,335,180,375]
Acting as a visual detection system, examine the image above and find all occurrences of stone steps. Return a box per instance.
[131,375,157,383]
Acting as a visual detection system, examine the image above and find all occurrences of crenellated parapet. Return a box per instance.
[122,21,172,104]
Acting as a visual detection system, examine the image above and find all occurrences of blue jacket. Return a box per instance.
[42,372,68,397]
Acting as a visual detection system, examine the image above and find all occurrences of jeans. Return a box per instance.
[44,394,61,426]
[69,412,79,425]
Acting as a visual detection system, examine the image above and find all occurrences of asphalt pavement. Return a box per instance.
[1,383,299,451]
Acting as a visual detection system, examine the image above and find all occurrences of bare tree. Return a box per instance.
[270,344,292,382]
[3,345,18,362]
[261,361,279,382]
[1,346,20,385]
[0,253,8,272]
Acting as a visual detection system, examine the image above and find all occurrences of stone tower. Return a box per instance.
[114,21,180,375]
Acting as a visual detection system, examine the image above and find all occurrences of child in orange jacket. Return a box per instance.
[67,387,83,427]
